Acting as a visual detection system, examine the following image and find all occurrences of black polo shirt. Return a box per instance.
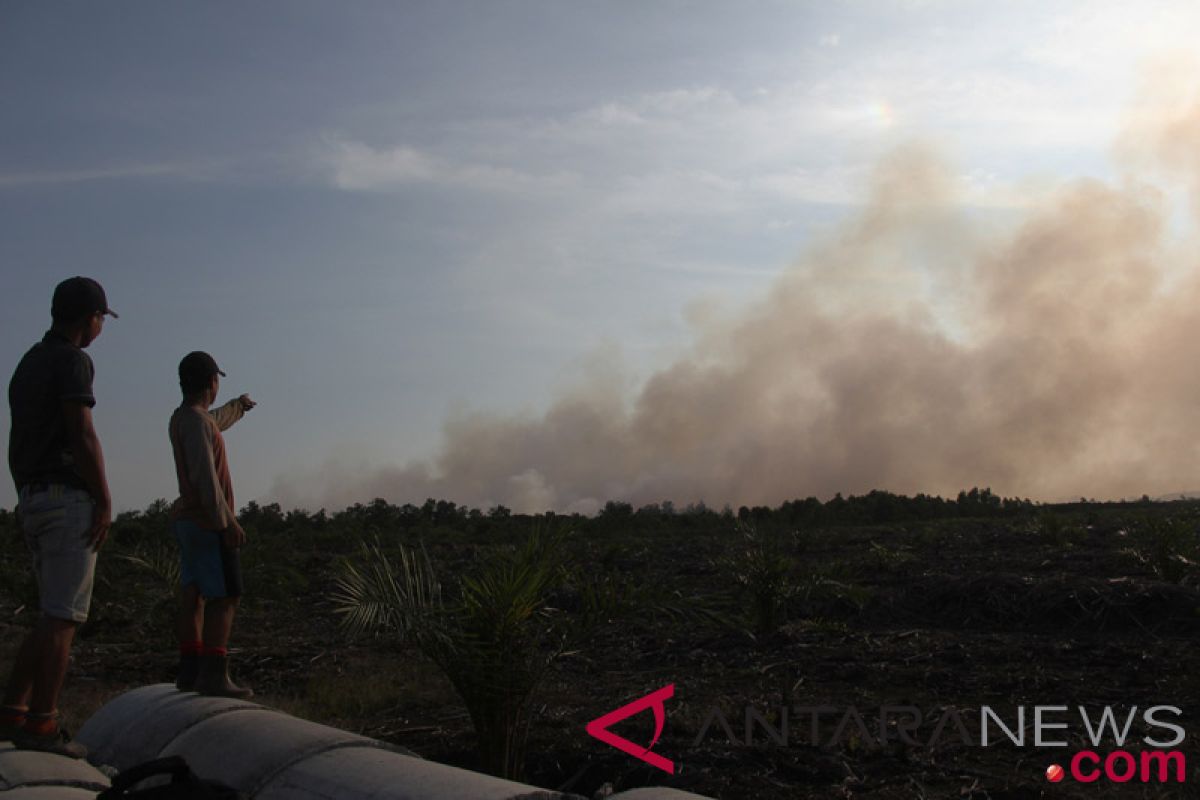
[7,330,96,493]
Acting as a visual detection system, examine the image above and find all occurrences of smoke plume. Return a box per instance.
[274,75,1200,513]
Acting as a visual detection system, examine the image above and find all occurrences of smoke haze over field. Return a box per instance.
[14,4,1200,513]
[272,73,1200,514]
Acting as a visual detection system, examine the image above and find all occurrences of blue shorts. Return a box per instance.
[19,484,98,622]
[173,519,243,599]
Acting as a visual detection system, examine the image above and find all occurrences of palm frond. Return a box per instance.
[117,542,181,588]
[329,522,594,779]
[331,538,441,638]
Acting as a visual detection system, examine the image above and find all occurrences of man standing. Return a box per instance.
[169,351,255,698]
[2,277,117,758]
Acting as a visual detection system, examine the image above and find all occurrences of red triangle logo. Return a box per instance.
[585,684,675,774]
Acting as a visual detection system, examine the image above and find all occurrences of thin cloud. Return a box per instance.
[323,137,576,194]
[0,161,215,188]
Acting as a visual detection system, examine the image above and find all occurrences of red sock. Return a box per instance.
[0,705,26,726]
[202,646,228,657]
[180,640,203,656]
[24,712,58,736]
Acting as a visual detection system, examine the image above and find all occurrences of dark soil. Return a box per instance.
[2,503,1199,799]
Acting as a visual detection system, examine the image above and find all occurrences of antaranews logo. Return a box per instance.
[587,686,1190,785]
[586,684,676,774]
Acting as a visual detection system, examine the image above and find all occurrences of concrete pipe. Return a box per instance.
[79,685,714,800]
[0,742,110,798]
[76,683,265,772]
[608,790,715,800]
[79,684,573,799]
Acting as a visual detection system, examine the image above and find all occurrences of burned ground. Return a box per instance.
[1,497,1197,799]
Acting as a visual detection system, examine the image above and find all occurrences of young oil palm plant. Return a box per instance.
[333,527,602,779]
[117,540,183,589]
[718,522,801,640]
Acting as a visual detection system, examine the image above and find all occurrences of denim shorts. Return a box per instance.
[18,484,98,622]
[173,519,243,599]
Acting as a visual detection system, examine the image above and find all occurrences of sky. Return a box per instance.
[4,1,1200,514]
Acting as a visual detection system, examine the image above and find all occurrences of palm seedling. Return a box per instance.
[333,527,611,779]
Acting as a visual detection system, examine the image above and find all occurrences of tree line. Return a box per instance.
[0,487,1049,544]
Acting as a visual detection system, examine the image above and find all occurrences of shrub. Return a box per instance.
[333,526,613,779]
[719,523,802,639]
[1137,518,1199,584]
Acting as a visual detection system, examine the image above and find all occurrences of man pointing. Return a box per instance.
[169,351,256,698]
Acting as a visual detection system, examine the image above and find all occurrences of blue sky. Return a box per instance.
[4,2,1200,512]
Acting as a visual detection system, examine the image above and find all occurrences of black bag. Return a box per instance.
[97,755,245,800]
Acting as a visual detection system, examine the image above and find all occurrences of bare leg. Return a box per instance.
[173,585,206,692]
[28,617,79,716]
[2,631,37,709]
[202,597,239,649]
[177,584,204,644]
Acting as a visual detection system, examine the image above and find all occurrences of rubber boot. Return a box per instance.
[195,653,254,699]
[176,652,200,691]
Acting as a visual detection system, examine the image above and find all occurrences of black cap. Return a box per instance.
[179,351,226,386]
[51,277,119,321]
